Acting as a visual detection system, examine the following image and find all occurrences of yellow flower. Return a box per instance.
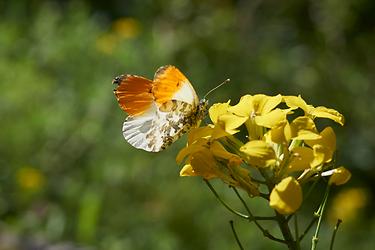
[16,166,45,192]
[179,148,230,181]
[112,17,140,39]
[228,94,283,140]
[268,120,292,144]
[209,101,248,135]
[283,95,344,125]
[177,128,260,196]
[176,126,230,164]
[209,101,231,124]
[96,33,118,54]
[210,141,242,166]
[228,94,282,118]
[328,187,367,224]
[288,147,315,172]
[305,127,336,163]
[321,166,351,185]
[290,116,321,140]
[269,177,302,215]
[179,145,259,196]
[240,140,276,167]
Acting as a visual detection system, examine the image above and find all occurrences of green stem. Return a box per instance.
[294,214,300,249]
[204,179,249,219]
[230,220,244,250]
[275,212,299,250]
[231,187,286,244]
[231,187,276,224]
[299,215,319,241]
[311,184,330,250]
[329,219,342,250]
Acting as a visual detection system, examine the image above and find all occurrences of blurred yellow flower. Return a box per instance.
[328,187,367,224]
[269,176,302,215]
[112,17,140,39]
[96,17,141,54]
[16,166,45,192]
[96,33,118,54]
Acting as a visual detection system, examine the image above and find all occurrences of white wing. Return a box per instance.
[122,101,197,152]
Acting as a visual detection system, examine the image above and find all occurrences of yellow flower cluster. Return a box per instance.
[177,94,350,215]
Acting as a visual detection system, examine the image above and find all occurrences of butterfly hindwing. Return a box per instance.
[123,100,197,152]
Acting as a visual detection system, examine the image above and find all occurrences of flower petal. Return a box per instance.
[260,94,283,114]
[210,141,242,165]
[180,164,196,176]
[309,106,345,126]
[176,139,207,164]
[227,95,253,117]
[240,140,276,167]
[288,147,314,172]
[283,95,309,111]
[209,101,231,124]
[328,167,351,185]
[269,177,302,215]
[290,116,321,140]
[255,108,290,128]
[218,113,248,134]
[305,127,336,163]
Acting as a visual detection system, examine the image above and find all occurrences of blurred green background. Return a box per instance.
[1,0,374,249]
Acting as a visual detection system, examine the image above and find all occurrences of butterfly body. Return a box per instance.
[113,66,207,152]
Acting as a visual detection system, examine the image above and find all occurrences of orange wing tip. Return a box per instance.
[113,74,154,116]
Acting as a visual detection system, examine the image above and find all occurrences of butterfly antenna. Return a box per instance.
[203,78,230,99]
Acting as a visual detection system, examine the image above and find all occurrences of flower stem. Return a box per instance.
[231,187,286,244]
[299,215,319,241]
[204,179,249,219]
[275,212,300,250]
[231,187,277,224]
[294,213,300,248]
[311,184,330,250]
[329,219,342,250]
[230,220,244,250]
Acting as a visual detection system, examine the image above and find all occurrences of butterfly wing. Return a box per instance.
[153,65,199,106]
[114,66,201,152]
[123,100,197,152]
[113,74,154,116]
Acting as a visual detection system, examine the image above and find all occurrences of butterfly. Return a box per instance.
[113,65,208,152]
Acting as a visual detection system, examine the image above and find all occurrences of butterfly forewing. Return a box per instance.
[113,75,154,116]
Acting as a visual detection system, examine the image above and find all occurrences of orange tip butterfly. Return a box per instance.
[113,65,211,152]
